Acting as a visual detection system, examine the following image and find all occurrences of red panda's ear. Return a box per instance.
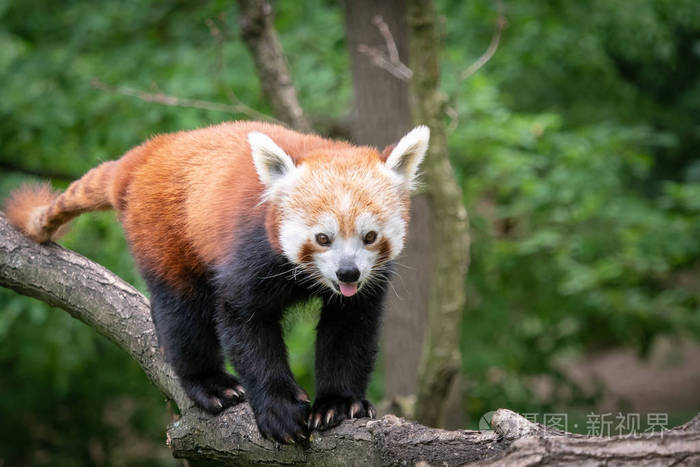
[385,125,430,189]
[248,132,297,188]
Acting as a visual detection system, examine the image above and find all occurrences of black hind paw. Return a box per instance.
[181,372,246,414]
[253,385,310,445]
[308,395,376,431]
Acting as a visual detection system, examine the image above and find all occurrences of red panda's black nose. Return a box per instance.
[336,266,360,283]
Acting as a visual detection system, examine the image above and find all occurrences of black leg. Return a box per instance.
[309,289,386,431]
[216,302,310,444]
[145,273,245,414]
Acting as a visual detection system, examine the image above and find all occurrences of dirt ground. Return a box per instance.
[440,337,700,431]
[566,337,700,414]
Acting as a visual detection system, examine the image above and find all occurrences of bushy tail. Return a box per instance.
[4,160,118,243]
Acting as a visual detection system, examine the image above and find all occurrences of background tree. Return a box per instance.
[407,0,470,427]
[1,0,699,465]
[343,0,471,428]
[343,0,432,416]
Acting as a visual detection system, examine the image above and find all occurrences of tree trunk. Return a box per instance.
[345,0,411,147]
[344,0,434,410]
[407,0,470,427]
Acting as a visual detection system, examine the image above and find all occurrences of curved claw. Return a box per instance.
[253,386,310,445]
[309,396,376,431]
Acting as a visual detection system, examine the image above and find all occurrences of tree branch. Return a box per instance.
[0,211,188,409]
[204,14,285,125]
[0,209,503,464]
[447,0,507,133]
[458,0,506,81]
[407,0,470,427]
[91,79,276,122]
[1,212,699,465]
[469,409,700,466]
[236,0,312,132]
[358,15,413,82]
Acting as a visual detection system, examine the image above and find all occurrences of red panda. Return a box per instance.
[4,121,429,444]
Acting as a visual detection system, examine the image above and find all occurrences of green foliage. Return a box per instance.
[441,0,700,420]
[0,0,699,463]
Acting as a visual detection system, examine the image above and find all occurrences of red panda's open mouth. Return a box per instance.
[332,281,359,297]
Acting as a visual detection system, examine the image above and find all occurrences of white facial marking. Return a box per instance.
[384,210,406,259]
[354,212,384,272]
[279,200,408,295]
[308,211,385,294]
[313,213,340,242]
[312,212,343,283]
[355,211,378,235]
[279,210,308,263]
[339,191,353,213]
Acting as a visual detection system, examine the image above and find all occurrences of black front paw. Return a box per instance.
[181,372,246,414]
[253,386,311,444]
[309,395,376,431]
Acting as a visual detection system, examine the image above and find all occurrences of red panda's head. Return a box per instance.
[249,126,429,297]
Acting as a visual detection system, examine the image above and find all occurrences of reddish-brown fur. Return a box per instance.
[4,183,62,243]
[4,122,388,291]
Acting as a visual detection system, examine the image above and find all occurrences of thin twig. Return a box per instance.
[374,15,400,65]
[447,0,507,133]
[458,0,507,81]
[205,16,225,78]
[91,79,276,122]
[205,15,279,124]
[236,0,312,131]
[358,15,413,82]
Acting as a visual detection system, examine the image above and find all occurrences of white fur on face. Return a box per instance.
[279,209,310,263]
[272,139,425,294]
[384,210,406,260]
[279,208,402,295]
[314,213,377,291]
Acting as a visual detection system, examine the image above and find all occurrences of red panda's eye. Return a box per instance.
[315,233,331,246]
[363,231,377,245]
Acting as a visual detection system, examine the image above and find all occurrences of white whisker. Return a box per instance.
[258,266,299,280]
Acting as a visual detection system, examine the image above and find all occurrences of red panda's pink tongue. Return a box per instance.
[339,282,358,297]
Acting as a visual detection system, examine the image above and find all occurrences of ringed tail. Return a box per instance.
[3,160,118,243]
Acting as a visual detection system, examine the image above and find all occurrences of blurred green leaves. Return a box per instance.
[0,0,699,462]
[444,0,700,418]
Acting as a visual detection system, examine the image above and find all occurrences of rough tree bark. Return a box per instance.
[344,0,433,410]
[2,213,699,465]
[407,0,471,427]
[236,0,311,132]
